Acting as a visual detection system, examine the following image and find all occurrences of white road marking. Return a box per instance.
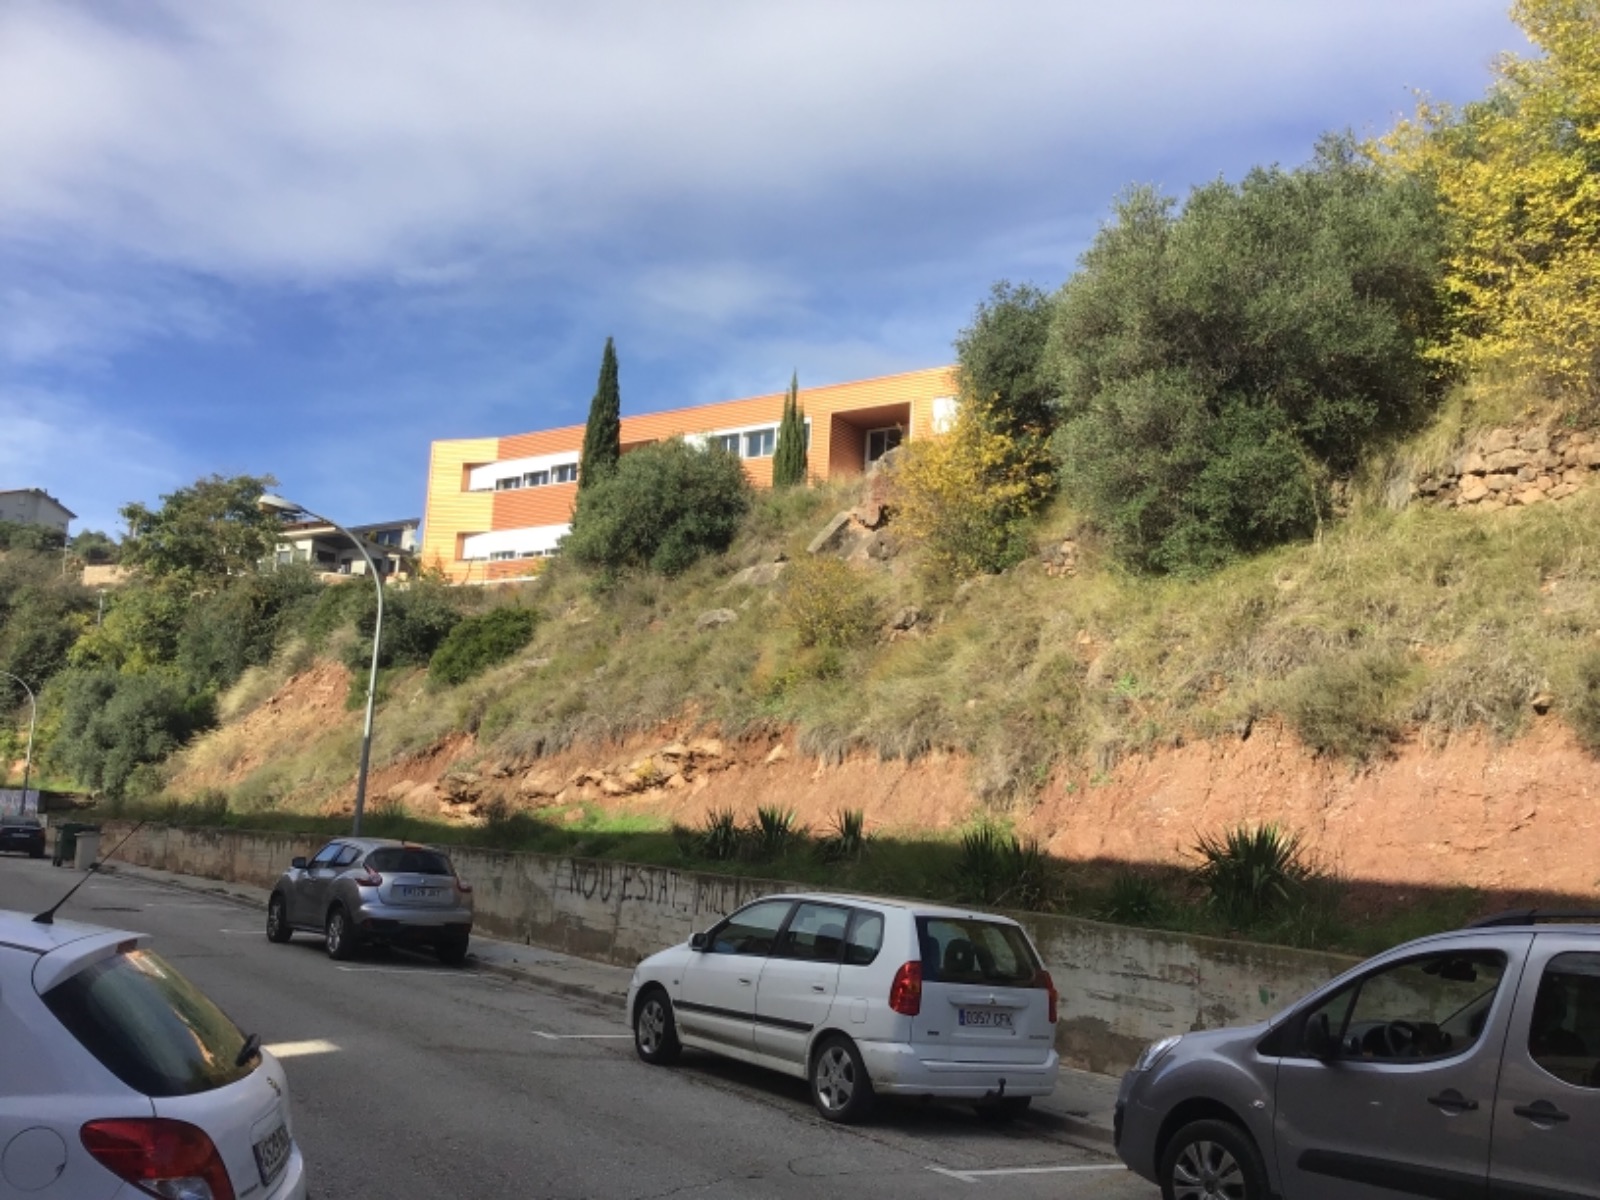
[532,1031,633,1040]
[928,1164,1127,1183]
[264,1039,342,1059]
[332,966,496,979]
[216,929,263,935]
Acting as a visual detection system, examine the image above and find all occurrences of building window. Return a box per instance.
[495,477,522,491]
[552,463,578,483]
[866,427,903,465]
[744,428,776,458]
[523,470,550,488]
[711,433,741,455]
[489,550,517,561]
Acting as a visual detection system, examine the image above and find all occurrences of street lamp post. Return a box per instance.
[0,672,36,807]
[260,494,384,836]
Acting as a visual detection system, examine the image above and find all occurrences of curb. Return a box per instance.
[469,956,630,1012]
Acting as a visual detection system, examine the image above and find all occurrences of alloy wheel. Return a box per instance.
[814,1045,856,1111]
[637,999,666,1055]
[1172,1140,1246,1200]
[327,911,344,954]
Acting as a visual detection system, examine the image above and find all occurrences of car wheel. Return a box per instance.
[633,987,681,1065]
[435,936,469,967]
[810,1035,874,1124]
[266,894,293,944]
[975,1096,1032,1121]
[325,905,358,961]
[1159,1118,1267,1200]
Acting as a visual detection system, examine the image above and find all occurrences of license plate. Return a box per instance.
[399,886,440,899]
[957,1008,1013,1029]
[254,1120,291,1187]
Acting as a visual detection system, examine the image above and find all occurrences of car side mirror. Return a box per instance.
[689,932,708,951]
[291,856,307,870]
[1303,1012,1339,1061]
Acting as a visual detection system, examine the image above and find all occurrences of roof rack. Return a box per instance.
[1467,909,1600,929]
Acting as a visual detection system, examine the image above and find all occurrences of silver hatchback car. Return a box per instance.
[266,837,474,965]
[1116,911,1600,1200]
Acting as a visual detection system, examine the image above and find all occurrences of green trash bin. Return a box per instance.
[52,822,92,868]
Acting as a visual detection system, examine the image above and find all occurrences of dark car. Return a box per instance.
[0,815,45,858]
[266,837,474,964]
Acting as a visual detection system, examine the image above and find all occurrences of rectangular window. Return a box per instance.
[774,903,851,962]
[552,463,578,483]
[711,433,741,456]
[916,916,1040,985]
[489,550,516,561]
[866,427,904,464]
[495,477,522,491]
[744,428,776,458]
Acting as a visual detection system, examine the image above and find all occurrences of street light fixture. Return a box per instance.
[0,672,36,810]
[259,494,384,836]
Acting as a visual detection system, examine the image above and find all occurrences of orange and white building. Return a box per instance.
[421,365,957,582]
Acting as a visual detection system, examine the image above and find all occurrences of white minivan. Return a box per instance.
[626,892,1060,1122]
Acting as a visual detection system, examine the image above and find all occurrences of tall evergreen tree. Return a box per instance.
[579,338,622,490]
[771,372,808,488]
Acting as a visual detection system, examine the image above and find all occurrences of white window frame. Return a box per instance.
[865,426,904,466]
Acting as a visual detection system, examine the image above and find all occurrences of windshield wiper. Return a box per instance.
[236,1032,261,1068]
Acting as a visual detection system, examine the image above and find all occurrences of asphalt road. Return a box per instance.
[0,857,1156,1200]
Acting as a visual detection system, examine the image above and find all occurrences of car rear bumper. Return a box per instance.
[856,1040,1059,1098]
[353,900,473,941]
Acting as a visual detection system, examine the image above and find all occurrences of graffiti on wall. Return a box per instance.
[562,858,778,922]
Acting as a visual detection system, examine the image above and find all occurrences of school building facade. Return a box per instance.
[420,365,957,582]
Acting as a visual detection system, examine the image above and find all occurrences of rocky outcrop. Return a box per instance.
[1416,426,1600,510]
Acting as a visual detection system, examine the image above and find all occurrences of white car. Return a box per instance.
[0,910,307,1199]
[626,892,1060,1122]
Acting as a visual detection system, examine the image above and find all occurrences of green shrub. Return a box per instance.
[1569,652,1600,754]
[1281,649,1410,761]
[1193,824,1310,928]
[749,806,804,861]
[175,566,323,691]
[49,668,216,799]
[1098,869,1169,924]
[429,607,540,687]
[344,578,466,671]
[697,808,742,862]
[565,438,752,576]
[778,557,879,649]
[956,824,1054,909]
[817,808,868,862]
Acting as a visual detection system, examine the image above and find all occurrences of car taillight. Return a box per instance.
[1034,969,1059,1024]
[356,867,383,888]
[888,961,922,1016]
[81,1118,235,1200]
[455,878,472,894]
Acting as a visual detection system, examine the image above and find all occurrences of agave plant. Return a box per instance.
[956,824,1055,910]
[818,807,868,862]
[1192,823,1310,928]
[1099,869,1168,925]
[697,808,742,862]
[751,805,805,861]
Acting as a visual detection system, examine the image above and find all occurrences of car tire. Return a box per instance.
[975,1096,1032,1121]
[435,936,469,967]
[810,1034,875,1124]
[325,905,358,961]
[1158,1118,1267,1200]
[633,986,681,1065]
[266,894,293,944]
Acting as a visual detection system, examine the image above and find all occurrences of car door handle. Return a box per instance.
[811,984,827,992]
[1513,1101,1570,1124]
[737,977,753,985]
[1427,1090,1479,1113]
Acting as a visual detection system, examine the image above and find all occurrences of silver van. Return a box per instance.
[1116,912,1600,1199]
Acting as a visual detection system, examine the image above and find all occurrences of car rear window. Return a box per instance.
[42,949,256,1097]
[366,847,454,875]
[917,916,1040,986]
[1,816,39,827]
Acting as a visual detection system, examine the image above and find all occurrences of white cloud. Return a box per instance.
[0,1,1516,286]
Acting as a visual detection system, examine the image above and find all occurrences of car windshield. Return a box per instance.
[1,816,39,827]
[917,916,1040,986]
[42,948,257,1097]
[366,847,454,876]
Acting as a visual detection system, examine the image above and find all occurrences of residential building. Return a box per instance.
[421,366,958,583]
[274,517,420,578]
[0,489,74,533]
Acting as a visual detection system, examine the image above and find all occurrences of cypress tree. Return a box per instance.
[579,337,622,490]
[771,372,808,488]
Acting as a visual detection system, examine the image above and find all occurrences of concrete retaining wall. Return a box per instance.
[109,824,1356,1073]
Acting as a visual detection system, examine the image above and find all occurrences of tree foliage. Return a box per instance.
[771,373,808,488]
[1050,138,1444,572]
[70,530,120,565]
[956,281,1057,442]
[50,669,215,799]
[565,438,752,576]
[0,521,66,553]
[120,474,281,582]
[889,402,1049,579]
[1385,0,1600,410]
[429,606,540,687]
[579,338,622,489]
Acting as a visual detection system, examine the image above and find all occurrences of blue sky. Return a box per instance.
[0,2,1523,535]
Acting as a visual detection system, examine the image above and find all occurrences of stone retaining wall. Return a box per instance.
[1416,425,1600,510]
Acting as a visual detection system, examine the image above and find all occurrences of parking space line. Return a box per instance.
[264,1039,341,1059]
[332,966,497,979]
[927,1164,1127,1184]
[532,1031,632,1040]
